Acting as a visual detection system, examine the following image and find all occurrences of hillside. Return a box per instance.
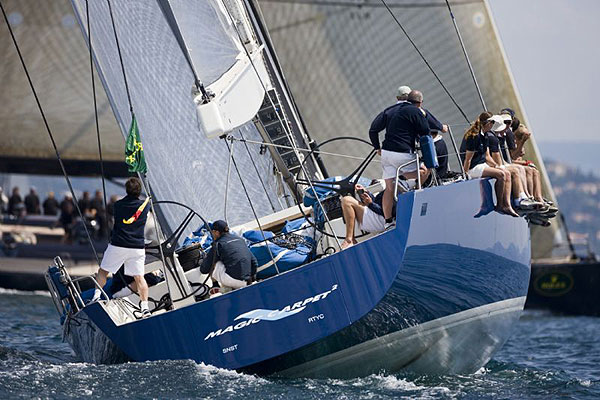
[545,160,600,257]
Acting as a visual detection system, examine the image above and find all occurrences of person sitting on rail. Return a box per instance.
[487,115,542,212]
[461,112,518,217]
[340,183,393,249]
[200,220,258,292]
[512,124,558,214]
[93,177,151,318]
[369,89,430,229]
[501,108,547,206]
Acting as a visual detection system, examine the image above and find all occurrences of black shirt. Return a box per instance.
[366,191,396,219]
[24,194,40,214]
[200,232,258,281]
[434,136,449,175]
[463,132,489,169]
[425,109,444,132]
[369,102,430,153]
[43,197,59,216]
[110,195,149,249]
[487,131,500,154]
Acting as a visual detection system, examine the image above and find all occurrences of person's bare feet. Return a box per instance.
[341,240,354,250]
[503,207,520,217]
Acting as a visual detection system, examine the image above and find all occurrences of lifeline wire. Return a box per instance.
[85,0,109,222]
[1,0,101,266]
[379,0,470,123]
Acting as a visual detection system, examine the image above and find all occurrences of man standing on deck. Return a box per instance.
[369,90,431,228]
[92,177,151,318]
[200,220,258,292]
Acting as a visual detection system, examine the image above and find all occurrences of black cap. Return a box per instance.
[211,220,228,233]
[500,107,516,118]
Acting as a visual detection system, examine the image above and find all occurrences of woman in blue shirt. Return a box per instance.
[462,112,518,217]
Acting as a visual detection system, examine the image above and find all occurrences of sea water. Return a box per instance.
[1,289,598,399]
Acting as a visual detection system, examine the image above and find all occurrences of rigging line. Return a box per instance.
[379,0,470,123]
[444,0,486,110]
[106,0,133,114]
[229,136,378,162]
[239,131,277,213]
[223,139,280,275]
[1,0,101,266]
[222,2,342,250]
[224,139,234,221]
[85,0,109,224]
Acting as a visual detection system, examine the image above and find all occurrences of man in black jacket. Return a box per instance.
[369,90,430,227]
[200,220,258,291]
[92,177,151,317]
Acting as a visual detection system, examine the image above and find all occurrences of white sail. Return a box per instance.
[70,0,284,229]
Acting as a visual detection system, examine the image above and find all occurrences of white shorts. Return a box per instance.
[468,163,487,179]
[358,207,385,233]
[381,150,417,179]
[212,261,247,290]
[100,244,145,276]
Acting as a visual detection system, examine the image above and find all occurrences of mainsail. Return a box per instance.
[0,0,125,176]
[256,0,561,258]
[69,0,288,229]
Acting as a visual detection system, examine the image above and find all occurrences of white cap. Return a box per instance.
[499,113,512,123]
[396,85,411,99]
[488,115,506,132]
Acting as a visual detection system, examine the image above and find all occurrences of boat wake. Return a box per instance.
[0,287,50,297]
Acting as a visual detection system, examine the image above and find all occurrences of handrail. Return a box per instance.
[394,153,421,201]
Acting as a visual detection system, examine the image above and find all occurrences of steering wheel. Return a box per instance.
[145,200,211,301]
[293,137,377,240]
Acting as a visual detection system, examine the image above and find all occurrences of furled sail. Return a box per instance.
[256,0,561,258]
[0,0,125,176]
[70,0,285,228]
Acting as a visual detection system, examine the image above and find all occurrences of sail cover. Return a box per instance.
[70,0,283,229]
[0,0,125,174]
[256,0,560,258]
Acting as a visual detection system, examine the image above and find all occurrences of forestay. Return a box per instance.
[70,0,284,232]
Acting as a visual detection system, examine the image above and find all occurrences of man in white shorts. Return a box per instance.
[369,90,431,228]
[92,177,151,318]
[340,184,395,249]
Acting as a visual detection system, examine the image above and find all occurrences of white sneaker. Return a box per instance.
[140,309,151,319]
[384,221,396,231]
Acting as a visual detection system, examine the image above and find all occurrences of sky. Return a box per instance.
[488,0,600,144]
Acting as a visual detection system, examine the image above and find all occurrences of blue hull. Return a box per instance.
[82,178,530,376]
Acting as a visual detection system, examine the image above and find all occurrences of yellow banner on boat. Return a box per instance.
[123,197,150,225]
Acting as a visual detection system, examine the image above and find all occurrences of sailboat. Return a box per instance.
[36,0,529,377]
[256,1,600,316]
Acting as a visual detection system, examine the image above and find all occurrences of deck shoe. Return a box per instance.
[140,309,151,319]
[529,215,551,227]
[516,198,541,210]
[384,221,396,231]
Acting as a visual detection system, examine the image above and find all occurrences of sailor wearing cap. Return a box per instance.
[369,89,431,228]
[396,85,411,103]
[200,220,258,292]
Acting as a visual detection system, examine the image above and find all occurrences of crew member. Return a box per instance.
[369,90,430,228]
[200,220,258,292]
[92,177,151,318]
